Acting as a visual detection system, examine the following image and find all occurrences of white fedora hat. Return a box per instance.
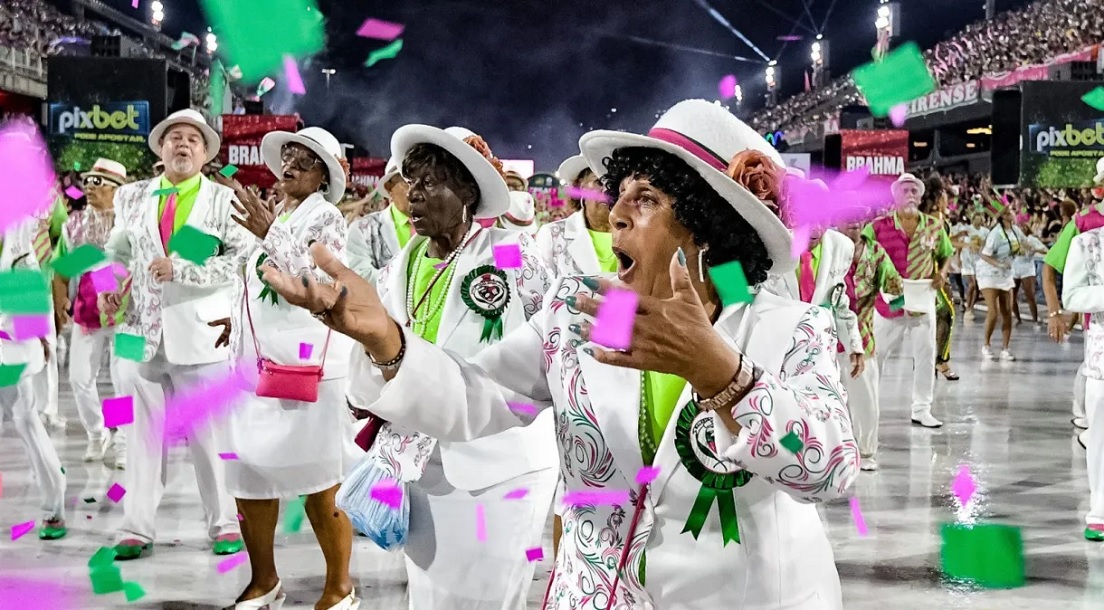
[579,99,794,274]
[500,191,538,235]
[1094,157,1104,185]
[148,109,221,164]
[557,154,591,185]
[371,155,402,200]
[890,173,926,199]
[261,126,347,204]
[81,158,127,185]
[390,125,510,219]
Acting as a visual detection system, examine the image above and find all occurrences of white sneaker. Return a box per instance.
[999,349,1016,362]
[860,456,879,471]
[911,412,944,428]
[41,413,67,430]
[982,345,994,360]
[83,435,109,462]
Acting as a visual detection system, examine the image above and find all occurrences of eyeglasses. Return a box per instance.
[281,147,323,172]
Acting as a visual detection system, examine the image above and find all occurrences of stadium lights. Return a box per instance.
[151,0,165,30]
[734,84,743,104]
[205,30,217,55]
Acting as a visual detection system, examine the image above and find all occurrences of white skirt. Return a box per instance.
[225,377,360,499]
[1012,257,1037,279]
[960,250,977,276]
[975,260,1015,292]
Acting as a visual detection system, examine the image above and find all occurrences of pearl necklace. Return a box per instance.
[405,225,480,331]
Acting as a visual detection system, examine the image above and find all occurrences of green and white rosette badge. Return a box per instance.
[461,265,512,343]
[675,401,753,546]
[255,252,278,305]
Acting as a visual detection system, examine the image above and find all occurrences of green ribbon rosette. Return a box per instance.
[674,401,753,546]
[460,266,511,344]
[255,253,279,305]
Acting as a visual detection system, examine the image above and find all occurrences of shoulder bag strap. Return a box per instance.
[244,266,334,365]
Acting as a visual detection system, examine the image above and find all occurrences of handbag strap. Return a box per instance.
[243,272,333,366]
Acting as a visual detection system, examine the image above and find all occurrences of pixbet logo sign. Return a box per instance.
[1029,120,1104,155]
[48,101,150,141]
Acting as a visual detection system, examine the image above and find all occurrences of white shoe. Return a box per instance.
[325,589,360,610]
[41,413,67,430]
[999,349,1016,362]
[83,435,109,462]
[911,413,943,428]
[982,345,994,360]
[1073,417,1090,430]
[860,456,879,471]
[225,581,286,610]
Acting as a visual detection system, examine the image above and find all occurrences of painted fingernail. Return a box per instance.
[301,276,309,287]
[677,247,687,266]
[308,239,317,247]
[568,323,581,335]
[565,296,577,308]
[582,347,594,357]
[581,277,599,290]
[339,286,348,299]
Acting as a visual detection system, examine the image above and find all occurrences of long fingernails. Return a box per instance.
[307,239,317,247]
[565,296,577,308]
[568,323,581,335]
[301,276,309,287]
[677,247,686,266]
[581,277,599,291]
[339,286,348,299]
[582,347,594,357]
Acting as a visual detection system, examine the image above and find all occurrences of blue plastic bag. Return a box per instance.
[336,451,409,550]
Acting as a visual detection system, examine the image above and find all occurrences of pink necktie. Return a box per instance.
[160,193,177,252]
[798,251,816,303]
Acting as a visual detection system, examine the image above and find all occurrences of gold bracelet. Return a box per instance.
[695,356,757,413]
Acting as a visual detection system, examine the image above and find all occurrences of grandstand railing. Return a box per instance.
[0,45,47,99]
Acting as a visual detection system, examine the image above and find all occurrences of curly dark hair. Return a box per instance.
[601,147,773,286]
[401,143,479,214]
[919,174,946,215]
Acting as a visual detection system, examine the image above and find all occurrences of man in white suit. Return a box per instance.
[765,228,865,380]
[347,156,412,284]
[99,109,252,560]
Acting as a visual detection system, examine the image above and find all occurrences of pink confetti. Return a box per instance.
[0,330,10,340]
[157,369,249,446]
[218,452,239,460]
[525,547,543,562]
[102,396,134,428]
[0,576,79,607]
[283,55,305,95]
[369,480,403,509]
[64,185,84,200]
[951,464,977,505]
[591,289,638,351]
[777,34,803,41]
[10,520,34,541]
[503,488,529,500]
[785,170,894,235]
[562,489,631,507]
[106,483,126,503]
[791,225,811,259]
[299,342,313,360]
[718,74,738,99]
[507,402,537,417]
[475,504,486,542]
[635,466,660,485]
[356,17,405,41]
[217,552,249,573]
[564,186,610,203]
[132,0,139,7]
[236,513,244,521]
[433,261,448,270]
[850,496,868,536]
[0,123,56,234]
[830,166,871,192]
[12,314,50,340]
[493,243,523,269]
[88,265,119,293]
[888,103,908,127]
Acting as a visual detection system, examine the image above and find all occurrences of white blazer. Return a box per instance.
[357,279,857,609]
[0,221,46,377]
[534,210,603,277]
[105,175,253,365]
[765,230,864,355]
[233,192,355,379]
[347,206,402,285]
[1062,227,1104,381]
[347,227,558,491]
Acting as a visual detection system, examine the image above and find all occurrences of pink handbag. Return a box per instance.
[244,281,332,403]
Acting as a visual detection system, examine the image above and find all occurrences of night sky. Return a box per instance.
[55,0,1030,169]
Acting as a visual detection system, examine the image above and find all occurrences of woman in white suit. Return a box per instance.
[214,127,359,610]
[262,100,858,609]
[535,155,616,278]
[344,125,557,609]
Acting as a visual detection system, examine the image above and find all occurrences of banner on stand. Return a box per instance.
[220,114,300,190]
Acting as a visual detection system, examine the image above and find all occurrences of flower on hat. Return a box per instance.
[462,134,505,180]
[725,149,784,217]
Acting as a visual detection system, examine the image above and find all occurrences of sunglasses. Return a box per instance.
[281,148,323,172]
[82,175,113,187]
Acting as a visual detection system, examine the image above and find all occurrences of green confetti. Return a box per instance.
[365,38,403,67]
[283,496,307,534]
[0,269,51,314]
[850,41,937,117]
[51,244,107,279]
[73,161,81,171]
[89,565,125,595]
[168,226,222,266]
[123,581,146,602]
[153,187,180,197]
[88,546,117,568]
[707,260,754,306]
[0,364,27,388]
[219,164,239,178]
[114,333,147,362]
[83,497,97,504]
[779,431,804,454]
[1082,86,1104,111]
[198,0,325,83]
[940,522,1025,589]
[889,295,906,312]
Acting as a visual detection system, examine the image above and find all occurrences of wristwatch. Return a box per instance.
[696,356,758,413]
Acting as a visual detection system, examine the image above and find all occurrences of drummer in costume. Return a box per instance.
[535,154,617,278]
[347,156,412,284]
[100,109,249,561]
[214,127,361,610]
[344,126,557,609]
[261,100,858,609]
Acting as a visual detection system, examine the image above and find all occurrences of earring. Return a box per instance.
[462,206,468,223]
[697,247,709,283]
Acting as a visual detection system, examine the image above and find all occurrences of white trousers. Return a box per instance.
[873,312,936,418]
[68,326,121,441]
[31,340,59,418]
[114,345,239,543]
[405,458,557,610]
[1074,361,1088,421]
[1085,379,1104,526]
[839,353,880,457]
[1,377,65,520]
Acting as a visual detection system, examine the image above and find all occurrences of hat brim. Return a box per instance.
[1095,171,1104,185]
[391,125,510,219]
[261,131,347,204]
[579,130,796,274]
[81,170,126,186]
[891,179,925,199]
[148,117,221,164]
[371,168,401,200]
[557,155,591,185]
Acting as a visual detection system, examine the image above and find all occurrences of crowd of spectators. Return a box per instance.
[750,0,1104,135]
